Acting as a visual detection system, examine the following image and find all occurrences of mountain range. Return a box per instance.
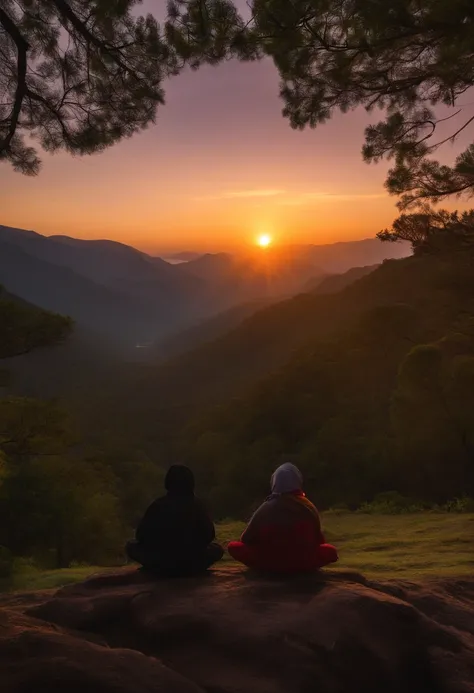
[90,243,473,472]
[0,224,410,349]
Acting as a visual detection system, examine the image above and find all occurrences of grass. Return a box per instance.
[219,512,474,578]
[2,513,474,594]
[1,565,106,593]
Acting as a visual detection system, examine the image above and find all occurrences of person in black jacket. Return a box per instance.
[126,465,223,576]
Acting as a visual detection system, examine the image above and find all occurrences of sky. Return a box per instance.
[1,1,473,253]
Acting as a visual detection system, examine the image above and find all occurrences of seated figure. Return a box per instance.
[126,464,223,576]
[228,463,338,574]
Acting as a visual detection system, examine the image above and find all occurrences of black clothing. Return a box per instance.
[126,540,224,577]
[164,464,195,494]
[135,492,216,553]
[128,465,222,576]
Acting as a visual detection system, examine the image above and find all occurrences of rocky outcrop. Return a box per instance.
[1,567,474,693]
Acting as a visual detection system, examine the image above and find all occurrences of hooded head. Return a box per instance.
[271,463,303,495]
[165,465,195,495]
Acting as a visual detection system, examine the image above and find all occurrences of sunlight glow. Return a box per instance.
[256,233,272,248]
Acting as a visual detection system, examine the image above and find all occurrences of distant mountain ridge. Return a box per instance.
[161,251,203,263]
[292,238,410,272]
[305,264,379,293]
[0,226,207,348]
[0,227,202,298]
[0,225,410,349]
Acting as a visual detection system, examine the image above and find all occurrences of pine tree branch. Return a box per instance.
[0,7,29,153]
[51,0,142,81]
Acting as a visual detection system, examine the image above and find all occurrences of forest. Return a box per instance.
[2,0,474,575]
[1,211,474,576]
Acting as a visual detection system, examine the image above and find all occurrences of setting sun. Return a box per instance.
[256,234,272,248]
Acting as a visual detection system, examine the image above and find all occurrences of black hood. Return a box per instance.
[165,465,195,495]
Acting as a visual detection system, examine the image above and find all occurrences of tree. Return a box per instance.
[167,0,474,208]
[255,0,474,209]
[0,0,177,174]
[0,288,72,359]
[378,209,474,253]
[392,340,474,500]
[0,396,71,459]
[0,451,124,567]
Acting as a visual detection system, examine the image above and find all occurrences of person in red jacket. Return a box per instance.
[227,463,338,573]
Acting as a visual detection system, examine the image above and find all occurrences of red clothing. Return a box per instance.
[228,491,338,573]
[228,540,338,573]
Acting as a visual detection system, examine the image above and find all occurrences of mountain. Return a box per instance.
[0,237,187,348]
[300,237,410,273]
[177,239,410,310]
[106,248,472,446]
[121,246,474,514]
[155,264,381,360]
[0,224,410,354]
[182,250,323,309]
[0,226,203,302]
[0,226,213,348]
[154,298,273,359]
[161,251,203,263]
[306,264,379,293]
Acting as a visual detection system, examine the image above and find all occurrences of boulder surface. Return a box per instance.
[1,566,474,693]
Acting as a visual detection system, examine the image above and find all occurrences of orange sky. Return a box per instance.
[1,5,472,253]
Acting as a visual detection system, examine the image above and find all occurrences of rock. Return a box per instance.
[1,566,474,693]
[0,608,203,693]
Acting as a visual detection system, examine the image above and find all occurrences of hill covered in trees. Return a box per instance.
[107,231,474,518]
[0,225,409,354]
[2,212,474,570]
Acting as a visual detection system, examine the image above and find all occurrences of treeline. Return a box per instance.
[0,290,163,574]
[0,401,163,572]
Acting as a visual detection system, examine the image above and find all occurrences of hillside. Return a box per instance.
[179,249,474,514]
[154,264,381,359]
[306,264,379,293]
[0,226,201,301]
[122,251,456,410]
[154,298,273,359]
[301,237,410,272]
[95,247,474,512]
[0,238,181,347]
[0,226,410,350]
[182,250,322,308]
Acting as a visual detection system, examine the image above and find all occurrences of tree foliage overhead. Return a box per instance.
[378,208,474,254]
[0,0,176,174]
[167,0,474,208]
[253,0,474,208]
[165,0,255,66]
[6,0,474,207]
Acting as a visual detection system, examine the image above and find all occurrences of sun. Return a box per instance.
[256,233,272,248]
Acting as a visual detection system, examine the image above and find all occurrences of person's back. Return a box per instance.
[228,463,338,573]
[243,493,323,566]
[127,465,223,576]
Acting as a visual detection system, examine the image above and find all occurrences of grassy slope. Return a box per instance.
[4,513,474,592]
